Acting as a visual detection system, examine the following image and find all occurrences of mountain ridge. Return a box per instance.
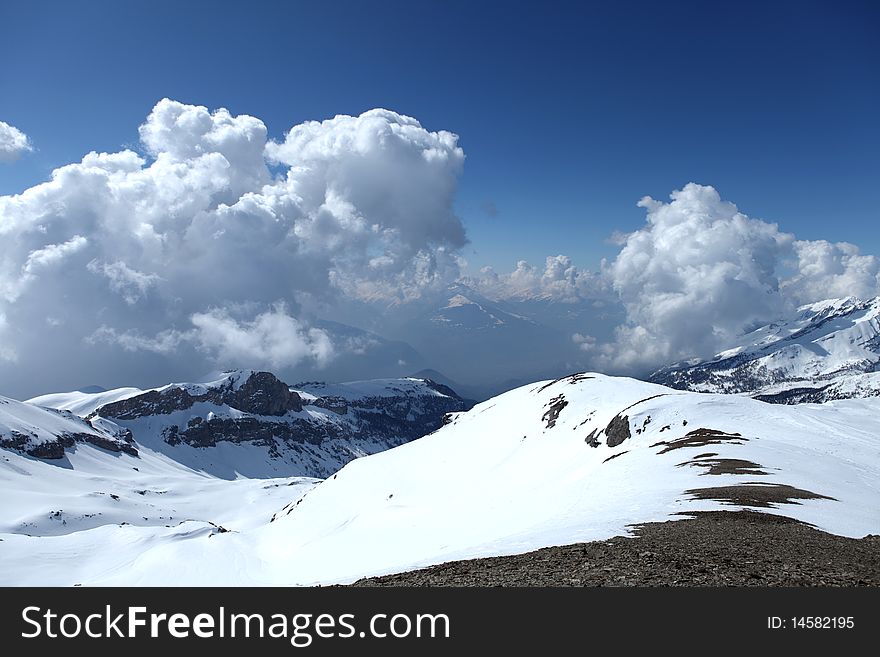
[649,296,880,402]
[22,370,468,478]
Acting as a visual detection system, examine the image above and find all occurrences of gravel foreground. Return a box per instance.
[352,511,880,587]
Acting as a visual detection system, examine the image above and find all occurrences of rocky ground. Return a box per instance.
[353,511,880,586]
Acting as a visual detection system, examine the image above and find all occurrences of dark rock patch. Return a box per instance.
[541,395,568,429]
[677,458,768,476]
[223,371,302,416]
[685,483,835,507]
[652,428,746,454]
[81,433,138,457]
[1,429,135,459]
[95,371,303,420]
[604,414,631,448]
[96,387,198,420]
[603,451,628,463]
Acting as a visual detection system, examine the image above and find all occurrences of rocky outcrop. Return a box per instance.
[95,371,302,421]
[1,395,138,460]
[81,433,138,456]
[217,371,302,416]
[95,387,197,420]
[0,430,136,459]
[166,416,344,449]
[604,414,631,448]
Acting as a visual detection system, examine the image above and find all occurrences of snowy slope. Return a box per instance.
[0,394,135,458]
[650,297,880,402]
[0,441,317,537]
[2,372,877,585]
[28,386,145,417]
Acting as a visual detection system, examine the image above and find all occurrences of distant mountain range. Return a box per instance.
[650,296,880,403]
[21,370,468,478]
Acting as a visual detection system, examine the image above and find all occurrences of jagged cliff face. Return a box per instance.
[94,371,303,421]
[649,297,880,403]
[18,371,469,478]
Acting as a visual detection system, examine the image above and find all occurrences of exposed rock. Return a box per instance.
[174,416,329,448]
[0,430,135,459]
[352,511,880,587]
[218,371,302,416]
[677,457,768,476]
[95,387,198,420]
[309,396,348,415]
[95,371,302,421]
[651,428,746,454]
[603,450,628,463]
[685,482,835,507]
[604,414,631,448]
[25,435,73,459]
[81,433,138,457]
[541,395,568,429]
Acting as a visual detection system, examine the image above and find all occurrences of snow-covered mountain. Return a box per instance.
[1,394,136,459]
[25,370,468,478]
[2,372,877,585]
[650,297,880,403]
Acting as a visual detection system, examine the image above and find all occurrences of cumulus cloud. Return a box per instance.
[0,100,467,397]
[599,183,879,372]
[0,120,32,162]
[572,332,596,352]
[784,239,880,303]
[88,326,185,355]
[467,255,604,302]
[190,304,334,369]
[600,184,792,370]
[86,260,162,305]
[0,313,16,362]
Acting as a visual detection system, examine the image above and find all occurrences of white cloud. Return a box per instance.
[0,313,16,362]
[87,260,162,305]
[2,236,90,302]
[88,326,185,354]
[23,235,89,274]
[190,304,334,369]
[784,239,880,303]
[572,332,596,352]
[467,255,604,302]
[0,120,32,163]
[265,108,467,300]
[0,100,468,396]
[599,183,880,372]
[601,184,793,370]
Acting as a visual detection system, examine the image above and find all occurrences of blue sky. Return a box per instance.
[2,0,878,271]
